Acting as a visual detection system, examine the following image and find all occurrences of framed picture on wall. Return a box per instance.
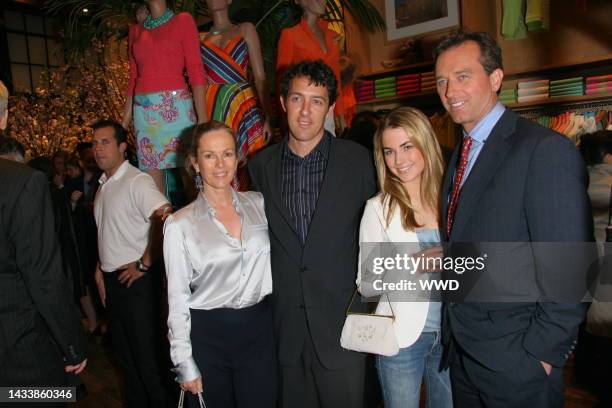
[385,0,460,41]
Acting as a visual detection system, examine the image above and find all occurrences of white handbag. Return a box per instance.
[178,389,207,408]
[340,290,399,356]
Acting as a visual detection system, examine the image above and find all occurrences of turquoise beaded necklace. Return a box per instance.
[143,8,175,30]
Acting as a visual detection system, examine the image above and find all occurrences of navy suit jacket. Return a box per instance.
[440,109,593,371]
[0,159,86,371]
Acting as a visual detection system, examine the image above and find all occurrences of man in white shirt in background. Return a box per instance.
[92,119,171,408]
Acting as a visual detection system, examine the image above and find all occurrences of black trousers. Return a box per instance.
[187,298,276,408]
[450,342,564,408]
[104,272,168,408]
[0,316,68,407]
[574,329,612,405]
[279,333,365,408]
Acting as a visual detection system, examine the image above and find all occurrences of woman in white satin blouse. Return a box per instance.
[163,120,276,407]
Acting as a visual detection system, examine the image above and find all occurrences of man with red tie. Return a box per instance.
[435,31,592,407]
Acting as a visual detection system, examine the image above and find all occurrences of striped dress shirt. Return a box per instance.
[281,132,331,244]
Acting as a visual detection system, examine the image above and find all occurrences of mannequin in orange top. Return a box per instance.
[276,0,344,134]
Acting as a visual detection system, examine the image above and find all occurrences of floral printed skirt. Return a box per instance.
[133,89,196,170]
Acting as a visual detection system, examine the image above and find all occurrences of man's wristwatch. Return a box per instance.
[136,259,150,273]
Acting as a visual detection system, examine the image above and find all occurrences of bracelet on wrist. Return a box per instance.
[136,259,150,272]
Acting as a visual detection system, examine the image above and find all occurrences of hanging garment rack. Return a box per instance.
[514,96,612,117]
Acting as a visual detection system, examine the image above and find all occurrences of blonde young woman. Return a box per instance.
[357,107,452,408]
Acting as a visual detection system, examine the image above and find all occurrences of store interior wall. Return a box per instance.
[346,0,612,76]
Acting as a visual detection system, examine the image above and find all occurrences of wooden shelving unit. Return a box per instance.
[357,90,612,110]
[356,90,437,107]
[359,61,434,79]
[357,87,612,111]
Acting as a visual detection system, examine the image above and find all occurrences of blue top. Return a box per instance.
[460,102,506,188]
[416,228,442,331]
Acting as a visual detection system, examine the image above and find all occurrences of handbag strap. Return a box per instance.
[346,288,396,319]
[178,390,207,408]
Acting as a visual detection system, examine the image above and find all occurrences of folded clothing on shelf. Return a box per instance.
[355,82,374,89]
[549,77,583,86]
[374,77,396,86]
[398,73,420,81]
[586,74,612,85]
[375,83,396,92]
[374,77,396,98]
[421,72,435,85]
[517,86,548,96]
[356,89,374,97]
[397,85,421,95]
[374,92,396,99]
[550,77,583,97]
[397,78,420,86]
[354,81,374,91]
[518,79,550,89]
[517,93,549,103]
[500,88,517,104]
[549,83,584,92]
[397,83,420,90]
[355,89,374,98]
[586,81,612,95]
[355,80,375,102]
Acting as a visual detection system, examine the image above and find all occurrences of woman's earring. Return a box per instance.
[194,172,203,192]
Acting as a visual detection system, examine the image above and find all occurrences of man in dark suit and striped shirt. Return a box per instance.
[250,60,377,408]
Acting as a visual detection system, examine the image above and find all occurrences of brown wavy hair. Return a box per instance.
[373,106,444,231]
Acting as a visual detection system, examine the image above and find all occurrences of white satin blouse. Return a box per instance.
[163,190,272,382]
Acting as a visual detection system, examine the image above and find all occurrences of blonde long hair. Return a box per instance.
[373,107,444,231]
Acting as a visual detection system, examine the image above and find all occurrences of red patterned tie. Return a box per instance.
[446,136,473,237]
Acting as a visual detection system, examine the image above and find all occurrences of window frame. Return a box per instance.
[1,1,63,94]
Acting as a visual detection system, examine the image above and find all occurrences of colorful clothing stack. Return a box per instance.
[521,110,612,145]
[517,79,549,103]
[354,80,375,103]
[586,74,612,95]
[375,77,397,99]
[499,88,517,105]
[523,110,611,137]
[421,71,436,93]
[396,73,420,96]
[550,77,583,98]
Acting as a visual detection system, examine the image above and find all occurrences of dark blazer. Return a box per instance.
[65,173,100,290]
[0,159,86,374]
[440,109,593,371]
[249,136,377,369]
